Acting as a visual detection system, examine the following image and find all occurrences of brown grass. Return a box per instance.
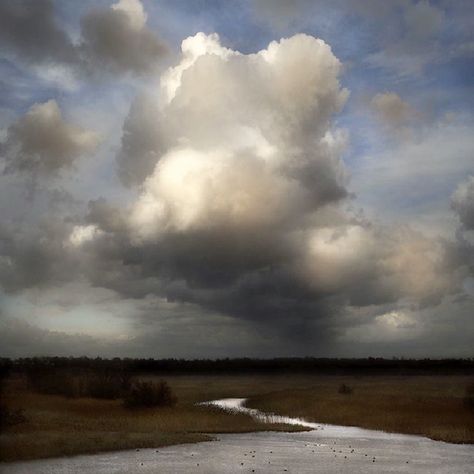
[246,375,474,444]
[2,373,472,462]
[0,374,304,462]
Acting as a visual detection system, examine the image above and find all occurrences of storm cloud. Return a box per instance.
[0,1,472,358]
[61,33,466,348]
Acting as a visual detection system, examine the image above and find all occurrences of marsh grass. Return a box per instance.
[0,374,304,462]
[246,375,474,444]
[1,373,473,462]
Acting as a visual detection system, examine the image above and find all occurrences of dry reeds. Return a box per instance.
[247,376,474,444]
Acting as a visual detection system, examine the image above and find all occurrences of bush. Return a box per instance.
[338,383,353,395]
[124,380,177,409]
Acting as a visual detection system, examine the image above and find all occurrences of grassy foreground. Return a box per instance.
[247,375,474,444]
[1,374,473,462]
[0,374,305,462]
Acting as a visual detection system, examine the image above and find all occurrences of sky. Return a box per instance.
[0,0,473,359]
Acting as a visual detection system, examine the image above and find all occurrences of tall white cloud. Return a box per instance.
[106,33,461,329]
[124,33,349,243]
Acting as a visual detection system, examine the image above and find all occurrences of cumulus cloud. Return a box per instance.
[77,33,463,346]
[1,100,99,177]
[0,0,167,79]
[0,0,77,66]
[67,34,347,339]
[116,34,351,308]
[79,0,167,75]
[451,176,474,230]
[1,26,471,357]
[120,32,348,197]
[370,92,416,136]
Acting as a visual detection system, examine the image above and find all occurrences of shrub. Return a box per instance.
[124,380,177,409]
[338,383,353,395]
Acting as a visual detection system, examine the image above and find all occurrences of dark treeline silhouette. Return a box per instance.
[1,357,473,376]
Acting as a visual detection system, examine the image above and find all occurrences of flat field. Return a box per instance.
[1,373,472,462]
[246,375,474,444]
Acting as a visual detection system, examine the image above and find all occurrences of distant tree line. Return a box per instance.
[0,360,177,410]
[1,356,473,376]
